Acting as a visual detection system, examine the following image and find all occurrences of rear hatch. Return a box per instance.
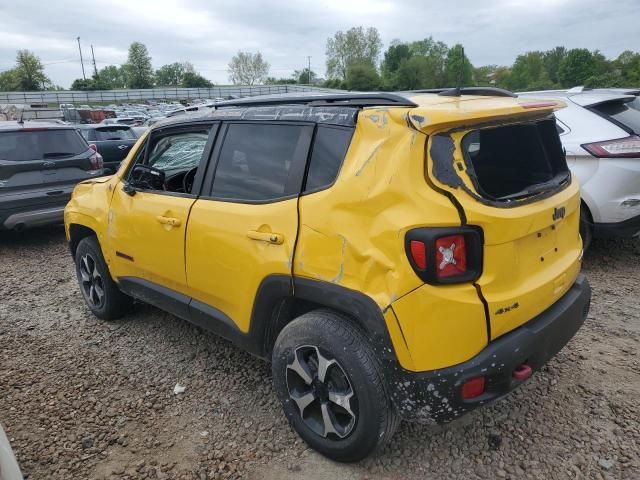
[413,96,582,340]
[0,127,101,212]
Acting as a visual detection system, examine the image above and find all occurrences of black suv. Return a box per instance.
[78,124,138,174]
[0,121,104,231]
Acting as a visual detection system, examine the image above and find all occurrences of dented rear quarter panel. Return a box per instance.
[294,107,489,372]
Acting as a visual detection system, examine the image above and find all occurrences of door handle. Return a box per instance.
[247,230,284,245]
[156,215,181,227]
[42,161,55,168]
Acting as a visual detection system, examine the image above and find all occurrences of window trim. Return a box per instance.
[200,120,315,205]
[301,124,354,196]
[123,121,218,199]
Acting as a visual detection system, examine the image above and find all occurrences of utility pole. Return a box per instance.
[307,56,312,84]
[77,36,86,80]
[90,45,98,78]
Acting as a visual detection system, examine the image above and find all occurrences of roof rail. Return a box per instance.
[408,87,517,98]
[213,92,418,108]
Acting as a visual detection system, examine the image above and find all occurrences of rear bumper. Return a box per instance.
[391,274,591,422]
[1,205,66,230]
[593,214,640,239]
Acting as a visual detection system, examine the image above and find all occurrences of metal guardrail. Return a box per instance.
[0,85,342,105]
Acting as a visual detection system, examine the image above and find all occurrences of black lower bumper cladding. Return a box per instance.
[390,274,591,422]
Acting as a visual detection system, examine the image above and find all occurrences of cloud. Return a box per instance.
[0,0,638,88]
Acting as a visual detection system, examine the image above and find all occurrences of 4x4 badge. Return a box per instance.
[553,206,566,221]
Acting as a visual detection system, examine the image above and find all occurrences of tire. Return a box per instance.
[580,204,593,251]
[74,236,132,320]
[272,310,399,462]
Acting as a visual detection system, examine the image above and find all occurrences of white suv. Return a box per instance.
[521,88,640,246]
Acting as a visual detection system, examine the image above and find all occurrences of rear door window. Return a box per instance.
[592,101,640,133]
[210,123,312,202]
[0,129,89,161]
[304,126,353,193]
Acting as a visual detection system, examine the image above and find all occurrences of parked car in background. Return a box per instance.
[131,126,148,138]
[521,89,640,246]
[78,124,138,174]
[101,117,143,127]
[0,121,104,231]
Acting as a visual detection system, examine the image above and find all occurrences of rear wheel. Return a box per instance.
[75,236,132,320]
[271,310,399,462]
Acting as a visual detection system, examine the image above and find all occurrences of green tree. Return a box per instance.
[558,49,597,87]
[326,26,382,80]
[614,50,640,85]
[543,46,566,85]
[381,42,412,80]
[0,69,19,91]
[155,62,194,87]
[97,65,127,89]
[228,51,270,85]
[13,50,50,90]
[505,51,552,91]
[181,71,213,88]
[474,65,497,86]
[444,44,474,86]
[345,63,380,91]
[293,68,317,84]
[124,42,154,89]
[265,77,297,85]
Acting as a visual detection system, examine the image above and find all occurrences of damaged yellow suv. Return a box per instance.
[65,89,591,462]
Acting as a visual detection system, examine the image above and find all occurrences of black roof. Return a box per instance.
[212,92,418,108]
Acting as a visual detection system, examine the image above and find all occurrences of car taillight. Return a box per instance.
[409,240,427,269]
[405,227,483,285]
[89,143,97,152]
[435,234,467,279]
[581,135,640,158]
[90,151,104,170]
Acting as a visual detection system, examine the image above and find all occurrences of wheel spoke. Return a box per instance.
[321,402,343,438]
[80,267,90,283]
[287,350,313,385]
[94,281,105,301]
[328,390,355,418]
[82,256,91,276]
[315,348,337,383]
[89,285,96,305]
[92,265,100,279]
[290,390,316,416]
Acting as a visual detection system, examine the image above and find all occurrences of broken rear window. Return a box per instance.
[460,118,570,202]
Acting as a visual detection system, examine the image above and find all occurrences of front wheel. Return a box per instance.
[75,236,132,320]
[271,310,399,462]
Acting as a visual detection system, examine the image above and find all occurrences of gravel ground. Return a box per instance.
[0,226,639,480]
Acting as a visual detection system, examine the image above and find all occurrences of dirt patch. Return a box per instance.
[0,226,639,479]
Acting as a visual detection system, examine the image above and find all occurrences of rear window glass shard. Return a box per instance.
[460,118,570,202]
[0,129,88,161]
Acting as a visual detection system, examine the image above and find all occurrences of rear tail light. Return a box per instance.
[581,135,640,158]
[409,240,427,269]
[405,227,483,284]
[435,234,467,279]
[462,377,485,400]
[88,143,97,152]
[90,151,104,170]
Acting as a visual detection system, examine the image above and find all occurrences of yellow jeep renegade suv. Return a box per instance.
[65,89,591,462]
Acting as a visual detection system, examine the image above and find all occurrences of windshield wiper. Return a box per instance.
[498,174,570,201]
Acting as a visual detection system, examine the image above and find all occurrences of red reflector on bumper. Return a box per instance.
[462,376,485,399]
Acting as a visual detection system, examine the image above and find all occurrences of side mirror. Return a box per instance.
[127,164,165,193]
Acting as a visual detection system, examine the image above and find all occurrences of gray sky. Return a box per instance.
[1,0,638,88]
